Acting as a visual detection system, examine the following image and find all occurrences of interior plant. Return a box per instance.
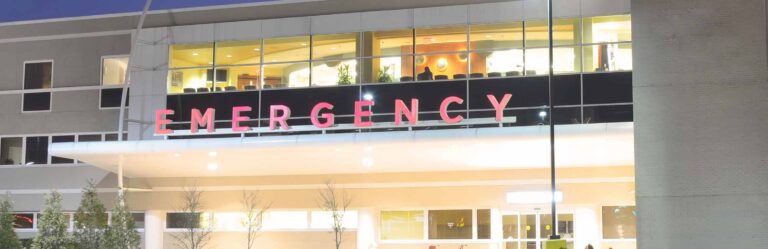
[377,65,393,83]
[73,181,108,249]
[0,195,23,249]
[337,64,352,85]
[31,191,71,249]
[102,192,141,249]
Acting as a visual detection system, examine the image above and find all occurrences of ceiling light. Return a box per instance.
[363,93,373,101]
[539,111,547,118]
[362,157,374,167]
[173,153,181,157]
[207,163,218,171]
[300,43,308,46]
[485,35,492,38]
[330,47,337,50]
[363,146,373,152]
[271,59,278,62]
[429,38,436,42]
[192,52,199,56]
[226,55,232,58]
[253,48,260,51]
[208,151,218,157]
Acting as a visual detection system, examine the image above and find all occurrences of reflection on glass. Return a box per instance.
[521,214,536,239]
[24,62,53,89]
[478,209,491,239]
[12,213,34,229]
[525,18,581,47]
[602,206,637,239]
[504,242,520,249]
[215,66,260,91]
[525,47,581,75]
[380,211,424,240]
[263,36,310,63]
[584,15,632,44]
[262,62,310,88]
[471,50,524,77]
[416,26,468,54]
[215,40,261,66]
[169,43,214,68]
[558,214,575,239]
[0,137,22,165]
[415,53,467,80]
[363,29,414,57]
[584,43,632,72]
[313,33,358,60]
[428,209,473,240]
[101,57,128,85]
[360,56,414,83]
[470,22,523,51]
[25,136,48,165]
[311,60,357,86]
[168,68,215,94]
[502,214,520,239]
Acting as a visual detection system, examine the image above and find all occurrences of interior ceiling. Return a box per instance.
[51,123,634,178]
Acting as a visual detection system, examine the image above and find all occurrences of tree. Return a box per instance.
[317,182,352,249]
[102,192,141,249]
[171,187,212,249]
[242,191,270,249]
[31,191,70,249]
[0,195,23,249]
[73,182,108,249]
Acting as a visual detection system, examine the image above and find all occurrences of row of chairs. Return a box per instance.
[183,85,259,93]
[400,70,538,82]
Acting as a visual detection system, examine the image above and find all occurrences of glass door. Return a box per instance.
[501,210,575,249]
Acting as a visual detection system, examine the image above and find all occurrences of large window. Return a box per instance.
[427,209,473,240]
[51,135,75,164]
[602,206,636,239]
[23,61,53,112]
[100,56,129,109]
[24,136,48,165]
[166,15,632,93]
[0,137,23,165]
[380,211,424,240]
[166,212,209,229]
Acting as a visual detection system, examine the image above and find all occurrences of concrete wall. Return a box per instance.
[632,0,768,248]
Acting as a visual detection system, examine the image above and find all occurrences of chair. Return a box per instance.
[506,71,521,77]
[244,85,257,90]
[196,87,209,93]
[470,73,485,78]
[225,86,237,91]
[435,75,448,80]
[400,76,414,82]
[212,87,222,92]
[453,74,467,79]
[488,72,502,77]
[525,70,537,76]
[183,88,196,93]
[263,84,273,89]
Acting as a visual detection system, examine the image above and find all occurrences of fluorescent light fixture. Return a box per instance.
[506,191,563,204]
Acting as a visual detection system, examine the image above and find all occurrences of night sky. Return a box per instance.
[0,0,278,23]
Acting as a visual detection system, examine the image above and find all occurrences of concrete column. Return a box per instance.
[144,210,165,249]
[632,0,768,248]
[356,208,377,249]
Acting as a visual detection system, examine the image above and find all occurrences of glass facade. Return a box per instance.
[166,15,632,94]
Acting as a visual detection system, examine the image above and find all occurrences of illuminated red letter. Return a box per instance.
[487,93,512,122]
[232,106,252,132]
[394,98,419,125]
[439,96,464,124]
[354,100,374,127]
[310,102,335,128]
[154,109,174,135]
[190,108,216,133]
[269,105,291,130]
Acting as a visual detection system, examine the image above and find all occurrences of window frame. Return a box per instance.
[99,55,130,110]
[21,59,54,113]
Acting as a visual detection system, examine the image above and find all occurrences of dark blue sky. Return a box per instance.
[0,0,277,23]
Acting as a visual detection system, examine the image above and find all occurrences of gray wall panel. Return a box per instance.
[469,2,524,24]
[215,20,262,41]
[359,9,414,32]
[261,17,311,38]
[414,5,469,28]
[311,13,362,35]
[0,91,119,135]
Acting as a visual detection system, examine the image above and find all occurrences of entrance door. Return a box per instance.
[501,210,574,249]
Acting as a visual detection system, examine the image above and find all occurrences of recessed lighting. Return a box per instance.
[364,146,373,152]
[362,157,374,167]
[207,163,218,171]
[208,61,213,65]
[208,151,218,157]
[429,38,436,42]
[253,48,260,51]
[300,43,308,46]
[363,93,373,101]
[192,52,199,56]
[226,55,232,58]
[330,47,337,50]
[485,35,492,38]
[271,59,278,62]
[539,111,547,118]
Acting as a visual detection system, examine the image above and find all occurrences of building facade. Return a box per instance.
[0,1,642,249]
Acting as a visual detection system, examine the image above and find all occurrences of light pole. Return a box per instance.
[547,0,560,240]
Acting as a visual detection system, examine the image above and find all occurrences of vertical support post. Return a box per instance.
[547,0,560,240]
[117,0,153,141]
[117,155,125,193]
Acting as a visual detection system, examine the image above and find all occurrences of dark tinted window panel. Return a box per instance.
[166,213,203,229]
[24,62,52,89]
[100,88,129,108]
[553,107,582,125]
[13,213,34,229]
[468,77,548,109]
[582,72,632,104]
[25,136,49,165]
[132,213,145,228]
[261,85,360,118]
[361,80,467,121]
[584,105,633,123]
[51,136,75,164]
[104,133,119,141]
[23,92,51,111]
[78,134,102,142]
[552,74,581,106]
[166,91,260,123]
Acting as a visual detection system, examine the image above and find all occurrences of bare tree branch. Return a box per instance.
[242,190,271,249]
[317,181,352,249]
[170,187,212,249]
